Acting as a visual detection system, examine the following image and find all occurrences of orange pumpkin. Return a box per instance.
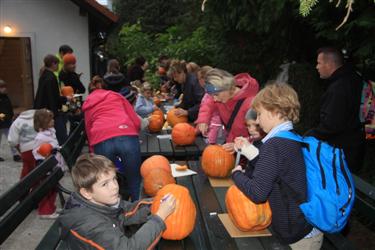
[151,184,196,240]
[226,185,272,231]
[61,86,74,97]
[148,115,164,133]
[140,155,171,177]
[167,108,188,127]
[201,145,235,178]
[38,143,53,157]
[171,123,196,145]
[152,109,164,120]
[143,168,175,196]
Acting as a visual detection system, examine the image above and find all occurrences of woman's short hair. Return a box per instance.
[252,82,300,123]
[205,68,236,91]
[245,109,257,121]
[34,109,54,132]
[168,60,187,75]
[44,54,59,68]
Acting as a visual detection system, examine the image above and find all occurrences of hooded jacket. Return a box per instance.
[82,89,141,147]
[59,192,165,250]
[308,64,365,147]
[8,109,37,152]
[59,70,86,94]
[176,73,205,122]
[195,73,259,142]
[104,72,130,93]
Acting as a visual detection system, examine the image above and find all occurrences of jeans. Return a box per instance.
[94,135,141,201]
[54,112,68,145]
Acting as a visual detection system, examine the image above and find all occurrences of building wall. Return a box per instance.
[0,0,91,95]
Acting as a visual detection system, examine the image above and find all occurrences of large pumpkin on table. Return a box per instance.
[201,145,235,178]
[153,109,164,120]
[167,108,188,127]
[61,86,74,97]
[143,168,175,196]
[151,184,196,240]
[38,143,53,157]
[148,115,164,133]
[226,185,272,231]
[140,155,171,177]
[171,123,196,145]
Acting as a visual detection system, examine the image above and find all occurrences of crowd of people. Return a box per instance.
[0,45,367,249]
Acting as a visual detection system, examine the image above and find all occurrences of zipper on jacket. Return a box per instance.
[316,142,326,189]
[332,148,340,195]
[338,150,353,215]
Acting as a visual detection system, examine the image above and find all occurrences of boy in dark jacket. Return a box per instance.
[232,83,322,249]
[59,154,176,250]
[0,79,21,162]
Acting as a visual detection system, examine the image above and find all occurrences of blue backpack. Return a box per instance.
[276,131,355,233]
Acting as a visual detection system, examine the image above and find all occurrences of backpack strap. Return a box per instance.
[223,99,245,133]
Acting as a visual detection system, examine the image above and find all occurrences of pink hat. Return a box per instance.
[234,72,259,96]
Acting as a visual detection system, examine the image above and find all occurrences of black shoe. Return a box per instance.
[0,157,4,162]
[13,155,22,162]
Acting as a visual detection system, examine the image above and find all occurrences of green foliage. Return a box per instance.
[299,0,319,16]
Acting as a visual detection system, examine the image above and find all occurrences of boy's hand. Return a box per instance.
[174,109,188,117]
[234,137,250,151]
[156,194,176,221]
[223,143,235,154]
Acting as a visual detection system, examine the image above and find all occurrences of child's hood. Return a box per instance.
[232,73,259,101]
[18,109,36,120]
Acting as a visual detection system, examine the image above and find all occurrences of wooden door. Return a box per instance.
[0,37,34,114]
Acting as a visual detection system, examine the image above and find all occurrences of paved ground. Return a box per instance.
[0,134,74,250]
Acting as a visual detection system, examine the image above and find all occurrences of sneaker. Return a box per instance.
[39,212,59,220]
[13,155,22,162]
[0,157,4,162]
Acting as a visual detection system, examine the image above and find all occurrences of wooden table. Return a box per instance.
[156,160,287,250]
[139,130,207,161]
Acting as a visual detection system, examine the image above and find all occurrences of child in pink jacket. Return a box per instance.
[196,66,224,144]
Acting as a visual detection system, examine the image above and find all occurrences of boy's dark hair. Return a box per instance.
[44,54,59,68]
[59,45,74,55]
[71,154,116,191]
[34,108,54,131]
[317,47,344,67]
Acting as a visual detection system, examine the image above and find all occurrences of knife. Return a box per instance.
[234,148,241,166]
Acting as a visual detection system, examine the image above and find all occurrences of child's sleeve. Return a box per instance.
[120,199,153,225]
[231,143,280,203]
[195,94,216,125]
[135,96,153,117]
[7,119,20,147]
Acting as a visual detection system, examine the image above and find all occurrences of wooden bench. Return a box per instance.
[0,157,61,244]
[60,120,86,170]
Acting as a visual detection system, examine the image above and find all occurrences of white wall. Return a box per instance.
[0,0,91,94]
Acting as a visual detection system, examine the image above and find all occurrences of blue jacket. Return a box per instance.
[135,95,154,118]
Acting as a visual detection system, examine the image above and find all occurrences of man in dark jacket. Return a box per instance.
[34,55,70,144]
[309,47,365,173]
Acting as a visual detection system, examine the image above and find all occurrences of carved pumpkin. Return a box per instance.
[143,168,175,196]
[37,143,53,157]
[151,184,196,240]
[201,145,235,178]
[148,115,164,133]
[140,155,171,177]
[171,123,196,145]
[61,86,74,97]
[166,108,188,127]
[226,185,272,231]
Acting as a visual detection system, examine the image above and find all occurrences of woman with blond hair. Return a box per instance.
[196,68,259,152]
